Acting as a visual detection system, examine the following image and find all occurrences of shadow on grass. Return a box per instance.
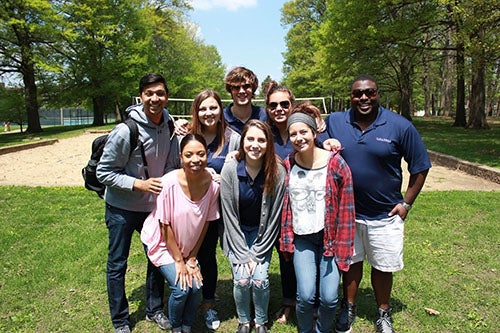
[344,287,406,323]
[126,273,405,331]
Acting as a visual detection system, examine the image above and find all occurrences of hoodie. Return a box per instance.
[96,105,180,212]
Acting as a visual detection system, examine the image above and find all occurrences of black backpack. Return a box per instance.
[82,119,142,198]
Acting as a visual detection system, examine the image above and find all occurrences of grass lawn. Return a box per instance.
[412,117,499,168]
[0,116,498,332]
[0,187,498,332]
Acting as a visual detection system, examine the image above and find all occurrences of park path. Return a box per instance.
[0,131,499,191]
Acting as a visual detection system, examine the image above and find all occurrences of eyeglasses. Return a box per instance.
[268,100,291,111]
[231,84,252,92]
[351,88,378,98]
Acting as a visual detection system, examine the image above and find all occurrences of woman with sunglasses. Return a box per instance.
[220,120,286,333]
[280,108,356,333]
[264,82,336,324]
[187,89,240,330]
[263,81,297,324]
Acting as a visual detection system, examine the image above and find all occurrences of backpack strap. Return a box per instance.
[123,118,149,179]
[122,116,174,180]
[123,118,139,155]
[167,116,175,142]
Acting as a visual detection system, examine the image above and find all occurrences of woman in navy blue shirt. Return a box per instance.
[188,89,240,330]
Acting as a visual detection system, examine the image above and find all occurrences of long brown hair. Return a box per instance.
[190,89,227,157]
[237,120,280,195]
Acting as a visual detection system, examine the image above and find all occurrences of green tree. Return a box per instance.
[144,5,225,99]
[259,75,273,98]
[52,0,155,125]
[281,0,328,98]
[0,0,66,133]
[0,84,26,132]
[318,0,440,119]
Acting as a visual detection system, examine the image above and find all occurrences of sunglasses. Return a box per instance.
[268,100,291,110]
[231,84,252,91]
[351,88,378,98]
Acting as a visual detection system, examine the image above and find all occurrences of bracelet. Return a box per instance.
[186,259,198,269]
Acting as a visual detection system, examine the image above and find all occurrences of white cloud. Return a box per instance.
[189,0,258,11]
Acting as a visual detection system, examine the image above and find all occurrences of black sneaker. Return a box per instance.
[146,311,171,330]
[235,323,250,333]
[375,308,395,333]
[335,299,356,333]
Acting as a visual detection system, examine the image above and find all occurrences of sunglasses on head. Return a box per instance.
[351,88,378,98]
[231,84,252,91]
[268,100,291,110]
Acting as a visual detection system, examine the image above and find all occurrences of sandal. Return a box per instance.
[275,304,294,324]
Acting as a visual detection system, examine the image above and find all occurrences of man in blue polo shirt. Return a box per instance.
[223,66,267,134]
[325,75,431,333]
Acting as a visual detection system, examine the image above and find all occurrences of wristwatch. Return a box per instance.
[401,201,412,211]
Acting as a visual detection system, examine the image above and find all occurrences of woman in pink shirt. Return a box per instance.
[141,134,220,333]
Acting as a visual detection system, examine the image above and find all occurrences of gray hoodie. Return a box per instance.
[96,105,180,212]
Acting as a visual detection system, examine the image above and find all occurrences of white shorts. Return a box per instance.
[352,215,405,272]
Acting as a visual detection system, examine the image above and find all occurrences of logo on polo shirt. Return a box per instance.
[376,137,392,143]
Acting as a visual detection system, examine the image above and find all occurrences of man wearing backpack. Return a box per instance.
[97,73,179,333]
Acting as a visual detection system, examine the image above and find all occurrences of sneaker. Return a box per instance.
[375,308,395,333]
[235,323,250,333]
[146,311,171,330]
[255,324,268,333]
[204,308,221,330]
[115,326,131,333]
[335,299,356,333]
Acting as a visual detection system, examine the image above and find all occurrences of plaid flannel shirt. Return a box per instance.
[279,151,356,272]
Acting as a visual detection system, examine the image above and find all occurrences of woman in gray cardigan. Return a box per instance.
[220,120,286,333]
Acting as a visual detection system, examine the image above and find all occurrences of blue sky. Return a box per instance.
[188,0,288,83]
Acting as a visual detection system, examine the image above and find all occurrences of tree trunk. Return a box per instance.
[399,55,413,121]
[115,102,123,123]
[453,42,467,127]
[466,50,489,129]
[440,36,454,117]
[92,96,106,126]
[19,34,42,133]
[423,54,432,117]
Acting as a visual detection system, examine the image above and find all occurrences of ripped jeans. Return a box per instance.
[229,225,272,325]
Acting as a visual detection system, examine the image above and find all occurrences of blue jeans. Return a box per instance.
[230,225,272,325]
[293,231,341,333]
[159,263,202,330]
[105,204,165,328]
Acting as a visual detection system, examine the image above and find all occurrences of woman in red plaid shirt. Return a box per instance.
[279,106,356,333]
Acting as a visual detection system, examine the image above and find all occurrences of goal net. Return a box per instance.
[134,96,330,119]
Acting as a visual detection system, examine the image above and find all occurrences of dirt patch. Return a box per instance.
[0,132,499,191]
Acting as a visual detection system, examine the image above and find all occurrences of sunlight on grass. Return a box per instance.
[0,187,498,332]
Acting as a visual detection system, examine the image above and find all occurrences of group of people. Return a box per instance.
[96,67,431,333]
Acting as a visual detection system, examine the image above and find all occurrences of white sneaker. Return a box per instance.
[204,308,221,330]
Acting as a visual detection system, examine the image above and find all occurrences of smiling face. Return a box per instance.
[243,126,267,162]
[140,82,168,124]
[288,122,316,153]
[350,79,379,119]
[198,96,221,129]
[267,91,292,125]
[230,81,253,107]
[181,139,207,174]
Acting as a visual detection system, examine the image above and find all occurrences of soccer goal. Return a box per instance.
[134,96,331,119]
